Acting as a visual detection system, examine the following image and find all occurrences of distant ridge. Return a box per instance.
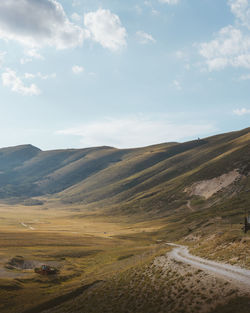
[0,144,41,172]
[0,127,249,216]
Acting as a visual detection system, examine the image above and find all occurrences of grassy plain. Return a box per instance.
[0,198,249,313]
[0,201,168,313]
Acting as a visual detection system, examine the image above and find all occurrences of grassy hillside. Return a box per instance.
[0,128,249,218]
[0,128,249,313]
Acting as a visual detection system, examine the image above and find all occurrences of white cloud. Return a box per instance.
[2,68,41,96]
[71,12,81,22]
[26,49,44,60]
[20,49,44,65]
[20,58,32,65]
[233,107,250,115]
[72,65,84,74]
[38,72,56,80]
[172,80,182,90]
[199,26,250,70]
[152,9,160,15]
[84,9,127,51]
[56,116,215,148]
[0,3,126,53]
[143,1,159,15]
[0,0,85,49]
[199,1,250,71]
[159,0,179,4]
[136,31,156,44]
[176,50,186,59]
[72,0,81,7]
[24,72,56,80]
[24,73,36,79]
[229,0,250,29]
[238,73,250,79]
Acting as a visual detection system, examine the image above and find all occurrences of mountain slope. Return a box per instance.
[0,127,249,217]
[57,127,250,213]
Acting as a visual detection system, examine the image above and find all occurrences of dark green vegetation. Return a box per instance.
[0,127,249,313]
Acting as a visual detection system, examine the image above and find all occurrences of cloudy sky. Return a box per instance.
[0,0,249,150]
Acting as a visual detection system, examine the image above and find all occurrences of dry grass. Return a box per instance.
[40,251,245,313]
[0,203,164,313]
[0,201,249,313]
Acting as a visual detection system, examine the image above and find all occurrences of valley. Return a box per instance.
[0,127,249,313]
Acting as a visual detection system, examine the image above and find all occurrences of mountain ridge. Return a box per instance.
[0,127,249,217]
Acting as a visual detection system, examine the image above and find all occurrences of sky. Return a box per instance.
[0,0,250,150]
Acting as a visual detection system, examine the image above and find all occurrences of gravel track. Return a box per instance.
[167,243,250,291]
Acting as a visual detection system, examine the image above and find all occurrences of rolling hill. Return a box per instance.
[0,127,249,313]
[0,127,249,217]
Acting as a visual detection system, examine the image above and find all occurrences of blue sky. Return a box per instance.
[0,0,249,150]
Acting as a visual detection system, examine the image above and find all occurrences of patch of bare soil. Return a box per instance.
[6,256,40,270]
[0,256,34,279]
[5,256,60,273]
[185,169,241,199]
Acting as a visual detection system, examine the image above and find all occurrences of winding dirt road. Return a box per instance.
[167,243,250,290]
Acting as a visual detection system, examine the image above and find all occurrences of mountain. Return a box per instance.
[0,127,249,217]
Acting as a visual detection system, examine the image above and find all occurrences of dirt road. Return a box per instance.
[167,243,250,290]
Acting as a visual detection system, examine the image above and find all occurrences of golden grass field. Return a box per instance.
[0,200,169,313]
[0,198,249,313]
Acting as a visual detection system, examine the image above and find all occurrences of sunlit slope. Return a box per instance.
[0,127,249,215]
[58,127,250,210]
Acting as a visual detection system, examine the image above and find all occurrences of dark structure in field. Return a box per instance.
[35,265,58,275]
[244,214,250,233]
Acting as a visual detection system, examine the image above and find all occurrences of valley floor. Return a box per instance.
[0,201,249,313]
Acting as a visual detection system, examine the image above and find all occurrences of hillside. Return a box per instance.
[0,128,249,313]
[0,127,249,217]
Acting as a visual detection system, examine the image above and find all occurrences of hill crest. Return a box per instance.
[0,127,249,216]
